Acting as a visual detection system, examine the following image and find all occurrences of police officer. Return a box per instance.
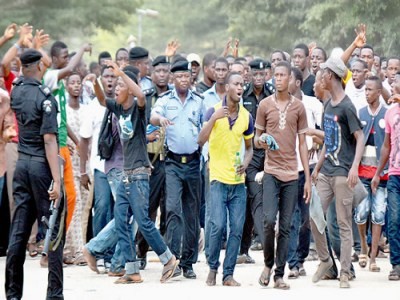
[136,55,172,269]
[5,49,63,300]
[238,58,275,264]
[128,46,152,91]
[150,59,205,279]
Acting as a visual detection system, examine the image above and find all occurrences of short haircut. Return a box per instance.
[122,65,140,77]
[100,64,113,75]
[226,54,235,60]
[275,61,291,74]
[234,57,247,64]
[202,53,217,68]
[387,56,400,65]
[291,66,303,87]
[374,54,381,66]
[366,75,382,89]
[225,71,242,84]
[361,44,374,55]
[214,57,229,68]
[66,72,82,83]
[270,50,287,61]
[98,51,112,63]
[50,41,68,58]
[351,58,368,69]
[89,61,100,72]
[294,43,309,57]
[313,47,327,61]
[115,48,128,59]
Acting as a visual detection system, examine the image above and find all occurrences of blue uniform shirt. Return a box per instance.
[151,89,205,154]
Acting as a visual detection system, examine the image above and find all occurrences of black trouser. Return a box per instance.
[136,158,166,258]
[240,149,264,254]
[5,156,65,300]
[164,157,200,269]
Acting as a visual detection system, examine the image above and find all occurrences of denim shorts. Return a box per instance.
[354,184,387,225]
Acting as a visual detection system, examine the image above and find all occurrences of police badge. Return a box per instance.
[43,100,52,113]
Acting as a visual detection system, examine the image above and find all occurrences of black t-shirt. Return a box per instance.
[321,95,362,176]
[106,99,150,170]
[195,81,212,94]
[11,77,58,157]
[302,74,315,97]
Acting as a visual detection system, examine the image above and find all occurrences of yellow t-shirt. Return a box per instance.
[207,101,254,184]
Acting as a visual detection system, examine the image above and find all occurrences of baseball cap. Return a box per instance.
[320,56,348,78]
[187,53,201,65]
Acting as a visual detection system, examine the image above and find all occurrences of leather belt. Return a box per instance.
[167,151,199,164]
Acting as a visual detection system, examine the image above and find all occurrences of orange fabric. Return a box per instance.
[60,146,77,231]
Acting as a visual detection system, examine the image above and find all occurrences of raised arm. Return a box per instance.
[57,43,92,81]
[341,24,366,66]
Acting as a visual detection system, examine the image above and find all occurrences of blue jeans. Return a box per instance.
[263,174,298,280]
[93,169,113,237]
[287,170,311,270]
[207,181,246,281]
[387,175,400,266]
[114,173,172,274]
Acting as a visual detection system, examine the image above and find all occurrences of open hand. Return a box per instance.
[3,23,17,40]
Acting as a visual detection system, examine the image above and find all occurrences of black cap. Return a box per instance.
[249,58,268,70]
[170,59,191,73]
[20,49,42,66]
[129,46,149,60]
[152,55,170,67]
[122,65,140,77]
[249,58,271,70]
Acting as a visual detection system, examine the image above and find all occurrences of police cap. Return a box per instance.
[20,49,42,66]
[249,58,268,70]
[170,59,191,73]
[129,46,149,60]
[152,55,170,67]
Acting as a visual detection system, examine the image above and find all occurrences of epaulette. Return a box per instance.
[12,77,24,86]
[192,90,204,99]
[39,85,52,97]
[143,87,156,96]
[158,90,172,98]
[265,82,275,95]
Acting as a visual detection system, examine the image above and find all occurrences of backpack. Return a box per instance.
[98,109,115,160]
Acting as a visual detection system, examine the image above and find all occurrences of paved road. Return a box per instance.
[0,249,398,300]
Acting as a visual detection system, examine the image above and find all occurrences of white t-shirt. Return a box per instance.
[79,99,105,173]
[345,79,367,115]
[296,93,323,171]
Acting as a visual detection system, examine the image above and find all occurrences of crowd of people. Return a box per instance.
[0,21,399,299]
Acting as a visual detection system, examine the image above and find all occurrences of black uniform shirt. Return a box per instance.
[242,82,275,121]
[11,76,59,157]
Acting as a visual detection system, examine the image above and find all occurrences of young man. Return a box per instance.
[293,43,315,97]
[345,59,369,113]
[198,71,254,286]
[311,56,364,288]
[255,61,311,290]
[355,76,387,272]
[287,67,322,279]
[371,84,400,281]
[196,53,217,93]
[94,61,179,284]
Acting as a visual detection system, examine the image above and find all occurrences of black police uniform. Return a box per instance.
[135,85,171,264]
[5,76,64,300]
[240,79,275,256]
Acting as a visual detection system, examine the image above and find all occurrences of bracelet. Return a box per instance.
[80,172,87,176]
[14,43,21,50]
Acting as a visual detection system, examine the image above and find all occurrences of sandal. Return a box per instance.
[369,262,380,272]
[388,268,400,281]
[223,275,241,286]
[73,254,88,266]
[358,254,368,268]
[160,256,180,283]
[115,274,143,284]
[206,269,217,286]
[274,277,290,290]
[258,267,272,287]
[27,243,39,258]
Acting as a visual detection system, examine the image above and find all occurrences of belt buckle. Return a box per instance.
[181,156,187,164]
